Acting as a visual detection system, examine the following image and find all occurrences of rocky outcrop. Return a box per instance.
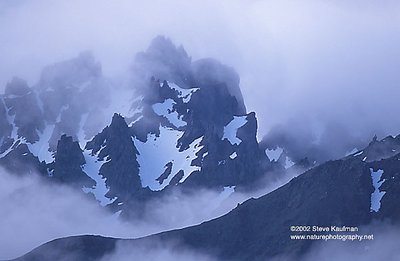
[86,114,142,201]
[51,134,95,188]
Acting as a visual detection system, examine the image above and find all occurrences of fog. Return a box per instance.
[99,240,216,261]
[0,161,301,260]
[1,1,400,259]
[1,165,397,260]
[1,0,400,161]
[0,169,132,260]
[0,168,219,259]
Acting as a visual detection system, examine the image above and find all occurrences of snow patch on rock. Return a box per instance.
[27,124,55,163]
[285,156,295,169]
[370,168,386,212]
[135,127,203,191]
[223,116,247,145]
[265,147,283,162]
[229,152,237,160]
[82,150,115,206]
[152,99,186,128]
[168,82,199,103]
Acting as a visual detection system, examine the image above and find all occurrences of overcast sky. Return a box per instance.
[1,3,400,258]
[1,0,400,156]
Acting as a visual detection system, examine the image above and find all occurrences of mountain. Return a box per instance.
[3,36,400,260]
[0,36,300,220]
[11,134,400,261]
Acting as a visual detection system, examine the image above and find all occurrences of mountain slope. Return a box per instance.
[0,37,293,218]
[14,136,400,260]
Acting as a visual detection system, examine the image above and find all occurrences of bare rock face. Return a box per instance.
[15,151,400,261]
[86,113,142,201]
[51,134,95,188]
[4,77,44,143]
[0,36,278,216]
[0,98,13,154]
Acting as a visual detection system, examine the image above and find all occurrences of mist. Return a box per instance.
[1,0,400,162]
[99,240,217,261]
[0,167,276,260]
[0,157,303,260]
[0,169,132,260]
[2,2,400,260]
[0,168,216,259]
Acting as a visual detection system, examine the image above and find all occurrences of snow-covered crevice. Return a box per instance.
[135,127,203,191]
[222,116,247,145]
[125,95,145,127]
[180,136,203,182]
[1,99,55,163]
[129,115,143,127]
[370,168,386,212]
[167,82,199,103]
[0,110,20,158]
[152,99,186,128]
[23,104,70,163]
[26,124,55,163]
[265,147,283,162]
[82,150,115,206]
[129,96,145,124]
[0,141,16,158]
[76,113,89,148]
[150,81,198,128]
[5,106,18,138]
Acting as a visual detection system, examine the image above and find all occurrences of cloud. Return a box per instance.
[99,240,217,261]
[0,169,132,260]
[1,0,400,162]
[0,159,301,260]
[1,2,399,259]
